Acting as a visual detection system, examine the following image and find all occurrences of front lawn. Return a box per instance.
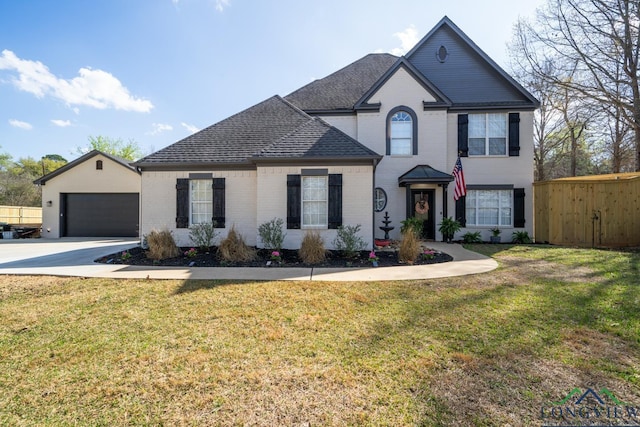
[1,245,639,425]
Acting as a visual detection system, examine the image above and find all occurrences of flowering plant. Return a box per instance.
[184,247,198,258]
[368,250,379,263]
[422,249,436,260]
[121,250,132,261]
[270,250,282,262]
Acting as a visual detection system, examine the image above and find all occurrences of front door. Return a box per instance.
[411,189,435,240]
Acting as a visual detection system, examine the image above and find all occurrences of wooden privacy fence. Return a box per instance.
[534,173,640,247]
[0,205,42,225]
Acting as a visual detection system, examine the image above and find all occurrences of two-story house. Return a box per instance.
[135,16,539,249]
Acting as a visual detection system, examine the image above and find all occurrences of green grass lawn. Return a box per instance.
[1,245,639,426]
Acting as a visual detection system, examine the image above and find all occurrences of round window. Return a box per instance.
[374,187,387,212]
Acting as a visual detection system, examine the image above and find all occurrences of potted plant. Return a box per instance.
[490,227,501,243]
[438,217,461,242]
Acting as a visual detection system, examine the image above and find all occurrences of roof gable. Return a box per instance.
[34,150,139,185]
[406,16,539,109]
[355,58,452,110]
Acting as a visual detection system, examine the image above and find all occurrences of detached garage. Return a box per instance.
[35,150,141,238]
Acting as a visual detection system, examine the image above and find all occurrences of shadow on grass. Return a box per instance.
[173,279,254,295]
[336,246,640,425]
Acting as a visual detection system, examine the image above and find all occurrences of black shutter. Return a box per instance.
[176,178,189,229]
[455,195,466,227]
[328,174,342,229]
[287,175,301,229]
[514,188,525,228]
[212,178,225,228]
[509,113,520,157]
[457,114,469,157]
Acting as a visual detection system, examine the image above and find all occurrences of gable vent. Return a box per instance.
[436,45,448,63]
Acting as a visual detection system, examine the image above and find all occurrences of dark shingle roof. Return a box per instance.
[34,150,138,185]
[254,118,380,160]
[285,53,398,111]
[135,96,381,167]
[398,165,453,186]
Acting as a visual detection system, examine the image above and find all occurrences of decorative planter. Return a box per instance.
[490,236,501,244]
[374,239,391,247]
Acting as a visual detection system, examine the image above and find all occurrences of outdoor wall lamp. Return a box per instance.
[46,200,52,207]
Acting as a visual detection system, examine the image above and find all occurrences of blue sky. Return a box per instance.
[0,0,543,162]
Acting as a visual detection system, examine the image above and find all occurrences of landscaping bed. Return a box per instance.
[96,245,453,268]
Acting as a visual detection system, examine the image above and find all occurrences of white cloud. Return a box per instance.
[390,25,420,56]
[148,122,173,135]
[9,119,32,130]
[51,119,71,127]
[181,122,199,134]
[0,50,154,113]
[215,0,229,12]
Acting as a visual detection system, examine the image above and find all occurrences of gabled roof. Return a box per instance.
[398,165,454,187]
[354,58,452,110]
[135,96,382,168]
[284,53,398,113]
[405,16,539,109]
[34,150,139,185]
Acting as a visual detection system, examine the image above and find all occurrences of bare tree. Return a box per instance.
[523,0,640,171]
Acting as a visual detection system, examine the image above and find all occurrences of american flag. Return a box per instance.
[452,156,466,201]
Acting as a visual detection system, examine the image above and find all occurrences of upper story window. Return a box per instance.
[190,179,212,225]
[468,113,507,156]
[96,160,103,170]
[386,106,417,156]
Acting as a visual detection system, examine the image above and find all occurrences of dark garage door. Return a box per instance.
[62,193,139,237]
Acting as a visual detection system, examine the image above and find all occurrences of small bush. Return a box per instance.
[332,224,366,259]
[218,225,255,262]
[512,230,532,244]
[462,231,482,243]
[146,229,181,260]
[189,221,219,250]
[398,230,420,263]
[258,217,286,251]
[299,231,327,264]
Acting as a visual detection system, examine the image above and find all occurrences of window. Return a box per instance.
[190,179,212,225]
[96,160,103,170]
[302,175,328,227]
[390,111,413,155]
[465,189,512,226]
[468,113,507,156]
[374,187,387,212]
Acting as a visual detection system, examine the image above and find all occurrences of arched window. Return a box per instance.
[386,106,417,155]
[96,160,103,170]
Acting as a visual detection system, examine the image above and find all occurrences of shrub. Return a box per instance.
[512,230,532,244]
[398,229,420,263]
[462,231,482,243]
[218,225,255,262]
[438,217,462,242]
[332,224,366,259]
[400,217,423,237]
[258,217,286,251]
[299,231,327,264]
[146,229,181,260]
[189,221,219,250]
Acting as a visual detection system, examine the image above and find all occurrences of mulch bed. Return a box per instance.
[96,246,453,268]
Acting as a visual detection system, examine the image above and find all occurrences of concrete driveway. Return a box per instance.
[0,237,139,268]
[0,238,498,281]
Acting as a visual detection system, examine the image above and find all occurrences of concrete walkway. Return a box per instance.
[0,238,497,281]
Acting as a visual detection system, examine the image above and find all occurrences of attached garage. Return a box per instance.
[35,150,142,239]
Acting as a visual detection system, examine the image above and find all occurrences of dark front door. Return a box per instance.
[411,189,435,240]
